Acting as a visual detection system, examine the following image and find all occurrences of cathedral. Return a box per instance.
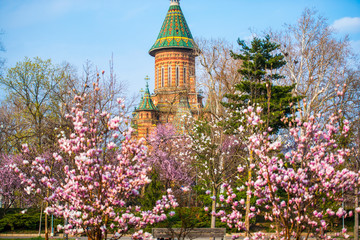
[132,0,204,139]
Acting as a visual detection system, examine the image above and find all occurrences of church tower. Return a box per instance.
[149,0,202,123]
[132,0,203,139]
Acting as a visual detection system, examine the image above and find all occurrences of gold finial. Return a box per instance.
[145,75,150,88]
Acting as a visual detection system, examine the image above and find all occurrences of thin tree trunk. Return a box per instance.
[64,201,68,240]
[45,189,49,240]
[39,203,43,237]
[245,168,252,236]
[45,208,48,240]
[211,187,217,240]
[211,187,217,229]
[64,216,68,240]
[355,185,359,240]
[245,151,253,236]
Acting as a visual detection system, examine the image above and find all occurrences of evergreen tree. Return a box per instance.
[222,35,302,133]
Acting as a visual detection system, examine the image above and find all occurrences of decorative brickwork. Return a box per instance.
[132,1,203,140]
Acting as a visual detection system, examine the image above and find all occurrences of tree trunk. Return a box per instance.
[355,185,359,240]
[245,151,253,236]
[45,190,49,240]
[211,187,217,229]
[45,211,48,240]
[245,167,252,236]
[39,203,43,237]
[95,229,102,240]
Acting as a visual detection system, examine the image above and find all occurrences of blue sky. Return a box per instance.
[0,0,359,100]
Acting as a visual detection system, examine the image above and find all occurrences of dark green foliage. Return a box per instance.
[232,35,285,82]
[155,207,209,229]
[0,208,63,233]
[139,171,167,209]
[222,35,302,133]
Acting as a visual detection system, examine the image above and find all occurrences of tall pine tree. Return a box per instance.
[222,35,302,133]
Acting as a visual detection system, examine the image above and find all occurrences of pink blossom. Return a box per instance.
[11,91,177,240]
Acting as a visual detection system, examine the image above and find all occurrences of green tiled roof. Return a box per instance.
[136,82,158,111]
[149,3,197,56]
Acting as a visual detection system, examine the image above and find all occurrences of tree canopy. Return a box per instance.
[222,35,302,133]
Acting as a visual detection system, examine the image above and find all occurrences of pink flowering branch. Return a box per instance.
[147,124,194,190]
[0,154,33,215]
[211,108,358,240]
[12,90,178,240]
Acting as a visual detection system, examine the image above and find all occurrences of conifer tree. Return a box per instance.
[222,35,302,133]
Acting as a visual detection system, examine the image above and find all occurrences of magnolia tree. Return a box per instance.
[12,90,177,240]
[147,124,201,240]
[185,117,244,228]
[148,124,193,189]
[0,154,31,215]
[212,106,359,240]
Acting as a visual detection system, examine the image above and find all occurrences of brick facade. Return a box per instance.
[132,1,203,139]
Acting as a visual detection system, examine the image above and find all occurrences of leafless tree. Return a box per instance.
[269,10,360,237]
[195,38,241,118]
[268,8,359,122]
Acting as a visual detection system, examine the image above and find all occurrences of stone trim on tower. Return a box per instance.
[132,1,204,140]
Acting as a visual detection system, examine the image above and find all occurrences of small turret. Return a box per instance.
[134,76,159,139]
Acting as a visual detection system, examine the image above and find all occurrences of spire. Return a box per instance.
[136,76,158,111]
[149,0,198,56]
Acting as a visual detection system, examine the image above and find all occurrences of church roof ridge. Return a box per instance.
[149,1,198,56]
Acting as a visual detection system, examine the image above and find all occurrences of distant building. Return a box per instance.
[132,0,204,139]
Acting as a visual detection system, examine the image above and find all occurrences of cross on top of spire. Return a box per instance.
[170,0,180,6]
[144,75,150,88]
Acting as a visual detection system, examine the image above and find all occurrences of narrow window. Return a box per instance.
[176,66,179,86]
[168,66,171,86]
[158,68,161,88]
[161,67,165,87]
[183,67,187,84]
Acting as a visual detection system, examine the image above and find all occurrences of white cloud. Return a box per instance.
[332,17,360,34]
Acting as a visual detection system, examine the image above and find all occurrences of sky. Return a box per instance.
[0,0,360,101]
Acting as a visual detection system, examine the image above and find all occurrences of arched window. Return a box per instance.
[176,66,179,86]
[168,66,172,86]
[161,67,165,87]
[183,67,187,84]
